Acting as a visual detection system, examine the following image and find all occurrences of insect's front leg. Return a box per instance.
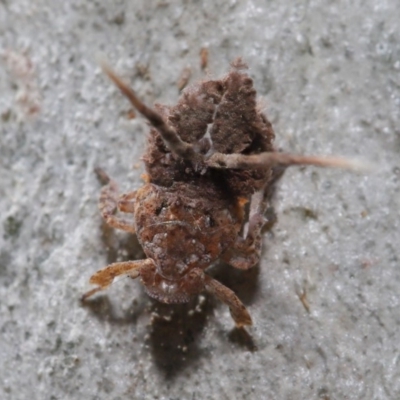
[81,259,155,300]
[222,189,268,270]
[95,167,137,233]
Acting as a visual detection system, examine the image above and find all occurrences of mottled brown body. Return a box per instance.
[82,59,355,327]
[135,182,242,303]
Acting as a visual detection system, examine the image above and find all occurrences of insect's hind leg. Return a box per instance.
[204,274,252,327]
[95,167,136,233]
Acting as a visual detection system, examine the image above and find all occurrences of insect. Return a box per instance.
[82,58,355,327]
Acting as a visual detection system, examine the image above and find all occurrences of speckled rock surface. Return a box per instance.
[1,1,399,399]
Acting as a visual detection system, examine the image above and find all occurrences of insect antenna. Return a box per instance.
[206,150,367,171]
[101,63,201,163]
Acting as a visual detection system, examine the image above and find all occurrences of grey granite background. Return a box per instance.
[1,1,399,399]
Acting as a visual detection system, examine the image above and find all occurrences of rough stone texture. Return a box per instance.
[1,1,399,399]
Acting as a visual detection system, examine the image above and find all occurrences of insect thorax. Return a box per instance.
[134,182,243,281]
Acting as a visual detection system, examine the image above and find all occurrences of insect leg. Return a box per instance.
[218,151,364,269]
[102,64,201,163]
[95,167,136,233]
[204,274,252,327]
[118,191,137,213]
[222,189,267,270]
[81,259,155,300]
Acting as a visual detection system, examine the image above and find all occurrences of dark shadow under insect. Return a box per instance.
[82,58,356,328]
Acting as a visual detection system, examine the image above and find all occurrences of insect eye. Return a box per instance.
[215,82,224,93]
[155,202,167,216]
[155,206,163,215]
[206,215,216,228]
[208,215,216,227]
